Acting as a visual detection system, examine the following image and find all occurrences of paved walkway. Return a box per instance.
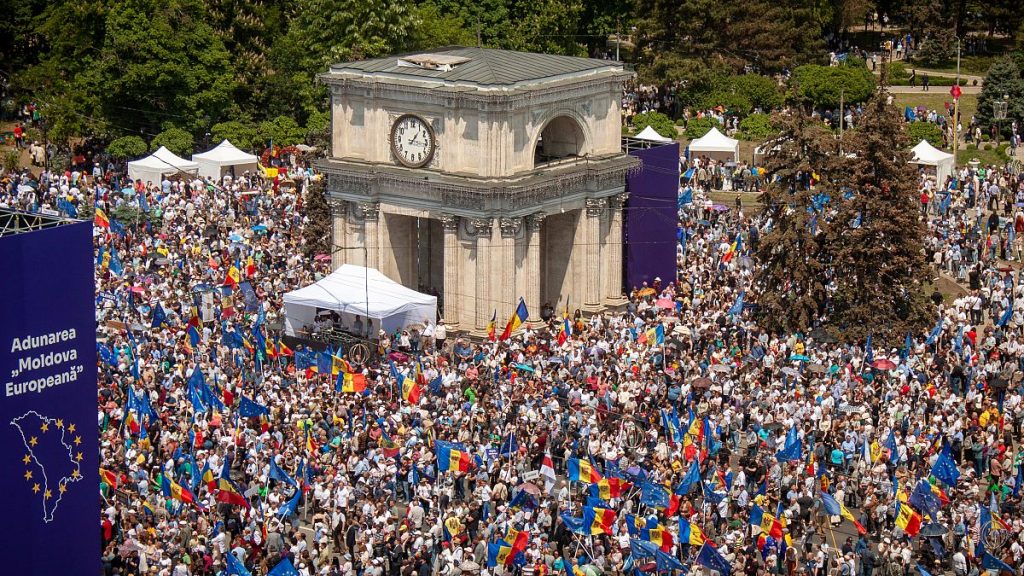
[887,85,982,95]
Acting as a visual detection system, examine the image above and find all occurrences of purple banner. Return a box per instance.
[625,142,679,291]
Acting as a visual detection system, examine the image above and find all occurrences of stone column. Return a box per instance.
[583,198,607,308]
[440,214,461,327]
[329,199,348,270]
[358,202,380,269]
[602,193,627,302]
[468,218,493,330]
[524,213,544,320]
[498,216,522,318]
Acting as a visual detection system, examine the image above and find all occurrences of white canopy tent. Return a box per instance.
[688,127,739,162]
[635,126,674,143]
[910,139,954,184]
[282,265,437,336]
[192,140,259,179]
[127,146,200,185]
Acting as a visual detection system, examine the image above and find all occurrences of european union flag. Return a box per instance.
[151,304,169,328]
[268,557,300,576]
[775,426,802,462]
[429,375,443,395]
[277,488,301,518]
[498,433,518,457]
[559,511,588,535]
[654,550,684,572]
[729,291,745,315]
[640,482,670,508]
[998,302,1013,328]
[676,460,701,496]
[226,551,253,576]
[238,395,270,418]
[930,443,960,487]
[981,551,1016,575]
[629,538,660,559]
[696,542,732,576]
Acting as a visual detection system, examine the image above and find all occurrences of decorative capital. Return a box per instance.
[610,192,629,209]
[527,212,546,232]
[328,199,348,216]
[439,214,459,232]
[466,218,492,238]
[499,217,523,238]
[357,202,379,221]
[585,197,607,217]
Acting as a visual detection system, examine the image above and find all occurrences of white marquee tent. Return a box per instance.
[910,139,954,184]
[688,127,739,162]
[127,146,200,185]
[635,126,674,143]
[283,265,437,336]
[192,140,259,179]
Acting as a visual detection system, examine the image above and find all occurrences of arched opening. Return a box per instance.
[534,115,586,167]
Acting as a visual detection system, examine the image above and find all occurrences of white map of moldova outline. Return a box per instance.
[10,410,83,523]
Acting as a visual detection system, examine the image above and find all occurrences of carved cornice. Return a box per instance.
[499,217,522,238]
[585,197,608,217]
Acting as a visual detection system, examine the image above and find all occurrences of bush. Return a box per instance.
[632,111,677,139]
[2,150,19,172]
[150,128,195,157]
[792,64,876,108]
[106,136,148,159]
[738,113,778,140]
[256,116,305,148]
[888,62,909,82]
[906,122,944,148]
[685,117,721,139]
[966,144,977,151]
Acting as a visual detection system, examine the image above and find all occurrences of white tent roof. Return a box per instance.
[282,265,437,335]
[910,139,953,165]
[192,139,258,164]
[635,126,674,143]
[688,127,739,153]
[127,146,199,183]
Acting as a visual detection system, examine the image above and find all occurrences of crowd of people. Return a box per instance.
[1,113,1023,576]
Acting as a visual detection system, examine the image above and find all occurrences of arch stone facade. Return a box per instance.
[317,47,637,332]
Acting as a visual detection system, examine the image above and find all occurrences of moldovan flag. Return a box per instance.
[402,375,422,404]
[223,265,240,288]
[487,310,497,342]
[215,477,251,508]
[594,477,631,500]
[100,468,119,489]
[94,208,110,228]
[336,370,367,394]
[436,442,473,473]
[557,312,572,346]
[895,503,922,537]
[265,339,277,359]
[584,506,616,535]
[246,256,256,278]
[499,298,529,341]
[277,339,294,357]
[161,475,197,505]
[568,457,603,483]
[722,234,741,264]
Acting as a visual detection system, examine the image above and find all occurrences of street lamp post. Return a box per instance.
[994,94,1009,146]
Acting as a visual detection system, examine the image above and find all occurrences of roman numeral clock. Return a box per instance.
[390,114,436,168]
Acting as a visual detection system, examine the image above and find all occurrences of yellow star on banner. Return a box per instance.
[29,436,38,447]
[44,489,52,500]
[68,423,76,433]
[22,454,31,465]
[73,435,81,446]
[59,484,67,494]
[24,470,32,481]
[71,469,81,479]
[40,422,49,433]
[76,452,84,462]
[32,483,40,494]
[56,419,64,429]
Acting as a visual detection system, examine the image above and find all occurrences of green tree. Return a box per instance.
[753,111,836,335]
[976,57,1024,139]
[96,0,236,136]
[256,116,306,148]
[631,112,677,138]
[684,117,721,139]
[150,127,195,157]
[211,121,259,152]
[205,0,289,112]
[791,63,875,108]
[107,136,149,158]
[738,113,779,140]
[302,178,333,259]
[827,89,934,344]
[408,1,477,49]
[906,121,943,148]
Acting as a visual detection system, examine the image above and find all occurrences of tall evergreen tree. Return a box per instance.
[976,57,1024,139]
[302,178,333,260]
[753,112,836,335]
[826,88,933,344]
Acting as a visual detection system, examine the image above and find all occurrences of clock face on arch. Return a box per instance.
[390,114,436,168]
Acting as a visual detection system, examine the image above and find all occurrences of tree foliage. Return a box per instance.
[150,127,195,157]
[791,63,876,108]
[738,113,779,141]
[906,121,943,148]
[826,89,934,344]
[211,121,259,152]
[106,136,148,159]
[976,57,1024,138]
[684,118,721,139]
[631,112,677,139]
[753,112,836,334]
[302,178,333,259]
